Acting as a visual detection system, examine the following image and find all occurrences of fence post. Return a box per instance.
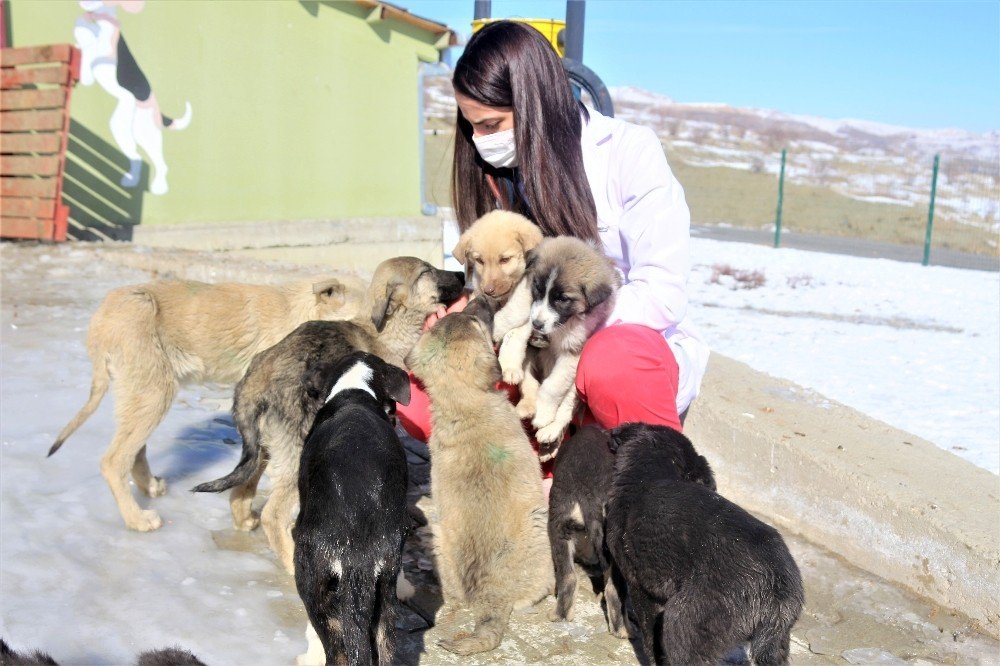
[923,153,939,266]
[774,148,786,248]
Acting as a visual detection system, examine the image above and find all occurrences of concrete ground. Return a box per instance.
[3,241,997,664]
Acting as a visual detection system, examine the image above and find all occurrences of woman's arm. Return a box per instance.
[609,126,691,332]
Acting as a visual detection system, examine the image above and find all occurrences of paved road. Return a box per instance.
[692,225,1000,272]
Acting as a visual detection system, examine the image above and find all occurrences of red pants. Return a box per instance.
[397,324,681,473]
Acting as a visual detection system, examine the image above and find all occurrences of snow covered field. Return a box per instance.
[0,238,997,663]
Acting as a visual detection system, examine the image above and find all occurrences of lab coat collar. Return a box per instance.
[581,105,615,147]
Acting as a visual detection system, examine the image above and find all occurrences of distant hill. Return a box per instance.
[424,76,999,251]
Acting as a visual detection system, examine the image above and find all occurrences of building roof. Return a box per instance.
[354,0,458,48]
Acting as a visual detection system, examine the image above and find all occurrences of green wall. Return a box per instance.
[10,0,443,231]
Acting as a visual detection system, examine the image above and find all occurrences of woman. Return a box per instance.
[398,20,708,447]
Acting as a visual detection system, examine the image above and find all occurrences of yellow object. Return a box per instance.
[471,18,565,57]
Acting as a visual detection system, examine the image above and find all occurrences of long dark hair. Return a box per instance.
[451,21,600,243]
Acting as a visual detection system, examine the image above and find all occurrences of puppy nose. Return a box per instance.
[531,319,544,330]
[484,285,496,296]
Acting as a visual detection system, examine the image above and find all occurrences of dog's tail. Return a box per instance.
[162,102,192,131]
[339,573,386,665]
[190,437,261,493]
[48,352,111,457]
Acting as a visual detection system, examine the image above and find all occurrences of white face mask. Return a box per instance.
[472,128,518,169]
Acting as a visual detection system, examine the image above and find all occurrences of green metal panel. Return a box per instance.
[774,148,786,248]
[923,153,939,266]
[9,0,443,228]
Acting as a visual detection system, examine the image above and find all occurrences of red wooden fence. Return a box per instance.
[1,44,81,241]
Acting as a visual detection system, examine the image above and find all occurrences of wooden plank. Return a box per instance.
[1,176,59,198]
[0,45,74,67]
[0,109,64,131]
[0,154,60,176]
[1,64,73,88]
[0,216,54,240]
[1,196,56,219]
[0,87,66,111]
[0,132,62,154]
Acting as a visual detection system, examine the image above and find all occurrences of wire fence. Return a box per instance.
[675,145,1000,271]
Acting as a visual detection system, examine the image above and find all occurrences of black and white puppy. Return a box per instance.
[606,423,804,666]
[492,237,620,453]
[547,425,627,637]
[293,352,412,666]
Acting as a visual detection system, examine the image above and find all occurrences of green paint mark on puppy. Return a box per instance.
[487,443,510,464]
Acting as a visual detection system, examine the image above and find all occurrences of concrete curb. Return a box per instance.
[685,354,1000,638]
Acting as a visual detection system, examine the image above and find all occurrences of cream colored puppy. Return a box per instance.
[452,210,542,301]
[49,276,357,532]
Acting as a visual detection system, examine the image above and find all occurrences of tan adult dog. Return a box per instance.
[407,300,553,656]
[452,210,542,300]
[48,276,356,532]
[193,257,465,573]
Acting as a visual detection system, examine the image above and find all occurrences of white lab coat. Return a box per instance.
[580,107,710,413]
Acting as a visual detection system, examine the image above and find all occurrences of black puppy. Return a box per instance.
[605,423,804,665]
[293,351,412,666]
[547,425,627,637]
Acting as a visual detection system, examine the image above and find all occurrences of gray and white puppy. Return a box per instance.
[492,236,620,455]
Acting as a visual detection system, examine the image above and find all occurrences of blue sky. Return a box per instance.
[402,1,1000,133]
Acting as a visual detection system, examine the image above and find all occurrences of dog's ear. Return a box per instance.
[463,295,496,329]
[523,247,539,274]
[371,281,404,332]
[607,430,622,454]
[688,453,717,491]
[581,282,614,310]
[302,362,334,400]
[381,362,412,407]
[452,232,472,265]
[515,219,543,252]
[312,278,346,306]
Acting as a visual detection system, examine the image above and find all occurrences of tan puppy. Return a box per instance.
[407,300,553,656]
[49,276,356,532]
[452,210,542,300]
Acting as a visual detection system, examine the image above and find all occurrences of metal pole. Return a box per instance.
[564,1,585,62]
[774,148,786,248]
[923,153,939,266]
[473,0,491,20]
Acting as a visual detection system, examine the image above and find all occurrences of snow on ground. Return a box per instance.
[1,237,997,662]
[686,237,1000,474]
[442,222,1000,474]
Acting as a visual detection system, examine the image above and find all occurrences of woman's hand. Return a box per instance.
[422,292,471,331]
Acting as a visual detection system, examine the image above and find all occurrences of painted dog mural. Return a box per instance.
[74,0,191,195]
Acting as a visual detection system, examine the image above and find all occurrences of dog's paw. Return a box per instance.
[609,621,631,639]
[548,606,574,622]
[536,439,561,461]
[130,509,163,532]
[515,398,536,420]
[535,422,566,445]
[501,364,524,385]
[396,572,416,601]
[532,404,557,430]
[138,476,167,498]
[438,633,497,656]
[234,513,260,531]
